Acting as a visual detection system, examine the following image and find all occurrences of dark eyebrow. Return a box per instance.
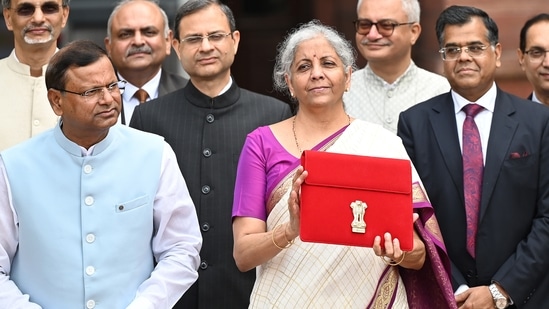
[183,30,227,37]
[16,1,59,7]
[444,40,485,47]
[140,26,159,32]
[118,28,135,34]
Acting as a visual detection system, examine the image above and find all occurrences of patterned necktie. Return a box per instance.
[134,88,149,104]
[462,103,484,258]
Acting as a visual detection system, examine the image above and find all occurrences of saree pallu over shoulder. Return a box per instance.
[252,120,456,309]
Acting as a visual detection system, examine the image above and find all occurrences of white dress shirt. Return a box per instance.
[118,70,162,125]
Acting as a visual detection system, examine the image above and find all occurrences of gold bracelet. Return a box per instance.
[380,252,406,266]
[283,225,295,246]
[272,224,294,250]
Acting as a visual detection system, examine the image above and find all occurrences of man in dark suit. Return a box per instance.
[398,5,549,309]
[130,0,292,308]
[105,0,188,124]
[517,13,549,105]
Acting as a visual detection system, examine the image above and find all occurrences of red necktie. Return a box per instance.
[135,89,149,104]
[462,103,484,258]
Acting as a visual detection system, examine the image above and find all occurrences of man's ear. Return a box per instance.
[517,48,526,71]
[165,30,174,56]
[3,8,13,31]
[104,36,112,56]
[48,89,63,116]
[172,38,182,61]
[410,22,421,46]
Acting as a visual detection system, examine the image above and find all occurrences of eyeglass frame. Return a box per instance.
[353,19,415,37]
[9,1,66,17]
[523,48,549,63]
[438,44,492,61]
[179,32,233,46]
[52,80,127,100]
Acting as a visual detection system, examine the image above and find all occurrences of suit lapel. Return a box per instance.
[480,89,518,220]
[430,94,465,200]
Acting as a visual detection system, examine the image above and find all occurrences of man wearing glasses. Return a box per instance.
[517,13,549,106]
[344,0,449,134]
[0,40,202,309]
[398,5,549,309]
[130,1,292,308]
[0,0,69,150]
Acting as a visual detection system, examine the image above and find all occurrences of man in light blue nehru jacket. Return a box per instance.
[0,40,202,309]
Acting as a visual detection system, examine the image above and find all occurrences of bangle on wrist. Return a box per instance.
[272,224,294,250]
[380,252,406,266]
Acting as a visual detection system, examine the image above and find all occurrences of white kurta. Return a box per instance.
[344,62,450,134]
[0,50,59,151]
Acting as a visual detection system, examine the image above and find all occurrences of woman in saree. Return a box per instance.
[232,20,457,309]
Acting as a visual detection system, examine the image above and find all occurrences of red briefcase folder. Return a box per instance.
[299,150,413,251]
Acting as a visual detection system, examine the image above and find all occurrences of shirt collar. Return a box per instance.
[532,91,542,104]
[54,120,115,157]
[452,82,497,114]
[119,69,162,102]
[218,76,233,96]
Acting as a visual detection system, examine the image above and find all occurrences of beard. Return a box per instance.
[24,33,54,44]
[22,24,55,45]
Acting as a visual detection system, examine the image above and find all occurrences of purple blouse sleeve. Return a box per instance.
[232,128,270,221]
[232,127,296,221]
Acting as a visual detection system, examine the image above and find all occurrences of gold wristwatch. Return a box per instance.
[489,284,509,309]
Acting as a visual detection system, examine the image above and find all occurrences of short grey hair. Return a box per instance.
[2,0,70,8]
[106,0,169,39]
[273,20,356,98]
[356,0,420,23]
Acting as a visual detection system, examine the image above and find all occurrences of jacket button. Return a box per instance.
[201,223,210,232]
[200,261,208,270]
[206,114,215,123]
[201,185,210,194]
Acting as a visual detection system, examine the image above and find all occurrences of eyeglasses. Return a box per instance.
[180,32,232,46]
[53,81,126,101]
[438,44,490,61]
[353,19,415,37]
[524,48,549,63]
[10,2,63,17]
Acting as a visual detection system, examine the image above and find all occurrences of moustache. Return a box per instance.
[23,24,53,34]
[126,45,153,57]
[359,38,390,47]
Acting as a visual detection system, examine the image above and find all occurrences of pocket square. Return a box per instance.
[509,151,528,159]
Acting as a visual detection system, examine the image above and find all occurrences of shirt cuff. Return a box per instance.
[454,284,469,295]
